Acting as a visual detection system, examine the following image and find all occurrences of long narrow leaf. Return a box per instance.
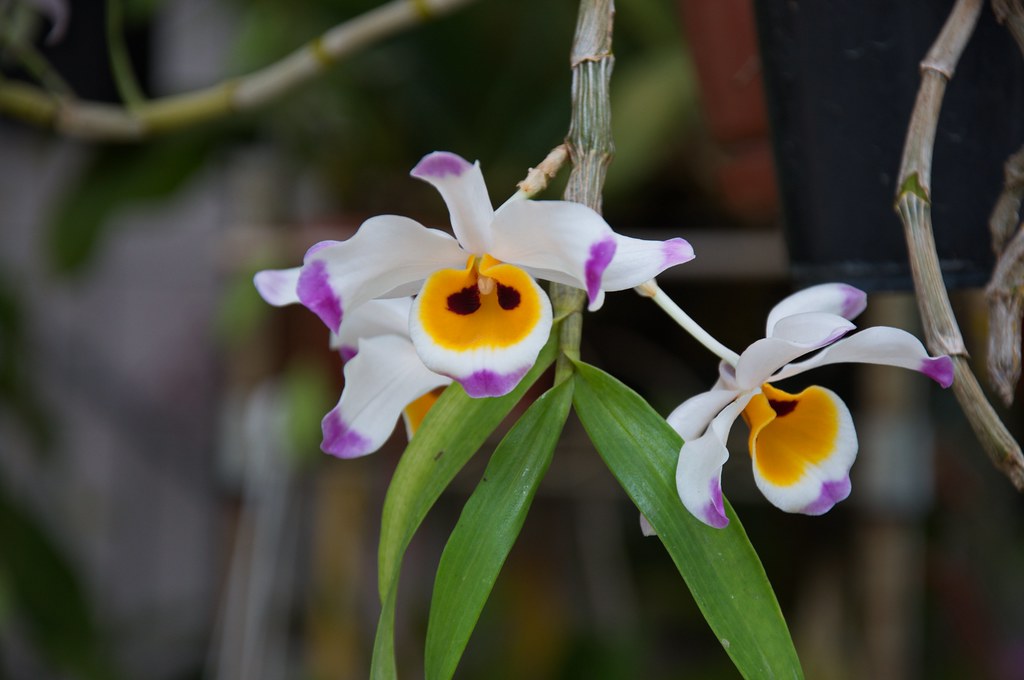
[572,361,803,679]
[370,330,559,678]
[425,379,573,680]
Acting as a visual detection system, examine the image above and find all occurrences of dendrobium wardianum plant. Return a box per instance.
[255,150,693,457]
[665,283,954,529]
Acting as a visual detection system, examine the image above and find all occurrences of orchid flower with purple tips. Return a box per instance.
[283,151,693,398]
[661,283,954,529]
[255,268,450,458]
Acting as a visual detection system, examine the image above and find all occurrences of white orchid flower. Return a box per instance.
[666,283,954,528]
[286,151,693,398]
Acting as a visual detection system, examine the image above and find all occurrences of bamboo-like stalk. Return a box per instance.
[895,0,1024,489]
[994,0,1024,49]
[552,0,615,384]
[985,147,1024,404]
[0,0,477,141]
[984,0,1024,404]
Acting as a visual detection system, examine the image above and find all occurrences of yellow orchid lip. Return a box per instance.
[402,387,445,437]
[417,255,543,351]
[743,383,841,487]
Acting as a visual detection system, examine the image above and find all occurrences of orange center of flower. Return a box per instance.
[742,383,841,487]
[417,255,542,351]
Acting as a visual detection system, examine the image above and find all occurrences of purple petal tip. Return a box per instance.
[304,240,340,259]
[321,410,374,458]
[584,238,617,305]
[701,479,729,529]
[839,284,868,320]
[339,346,357,363]
[460,367,529,398]
[662,238,696,269]
[297,260,343,332]
[801,476,852,515]
[411,151,472,180]
[921,355,954,388]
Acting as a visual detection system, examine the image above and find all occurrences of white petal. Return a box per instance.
[766,283,866,336]
[410,152,495,254]
[746,385,857,515]
[675,394,752,529]
[600,234,694,291]
[771,326,954,387]
[735,313,855,390]
[490,199,617,311]
[666,387,741,441]
[298,215,465,332]
[769,312,856,346]
[333,298,414,360]
[254,266,301,306]
[321,335,451,458]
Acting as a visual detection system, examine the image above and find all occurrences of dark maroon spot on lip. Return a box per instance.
[768,399,797,417]
[447,285,481,315]
[497,283,520,310]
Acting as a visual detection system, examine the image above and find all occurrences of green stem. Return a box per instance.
[553,0,615,385]
[0,0,478,140]
[106,0,146,107]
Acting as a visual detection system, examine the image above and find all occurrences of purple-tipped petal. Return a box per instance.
[661,238,696,269]
[323,335,452,458]
[321,409,374,458]
[298,260,343,332]
[766,283,867,335]
[838,285,868,320]
[411,151,473,179]
[459,366,530,398]
[598,234,695,293]
[584,238,616,306]
[411,152,494,254]
[675,395,749,529]
[771,326,954,385]
[921,355,954,388]
[701,478,729,528]
[338,346,358,362]
[800,477,852,516]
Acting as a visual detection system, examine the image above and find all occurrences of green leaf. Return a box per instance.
[424,379,573,680]
[47,132,216,274]
[0,483,120,680]
[572,361,803,679]
[370,329,559,679]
